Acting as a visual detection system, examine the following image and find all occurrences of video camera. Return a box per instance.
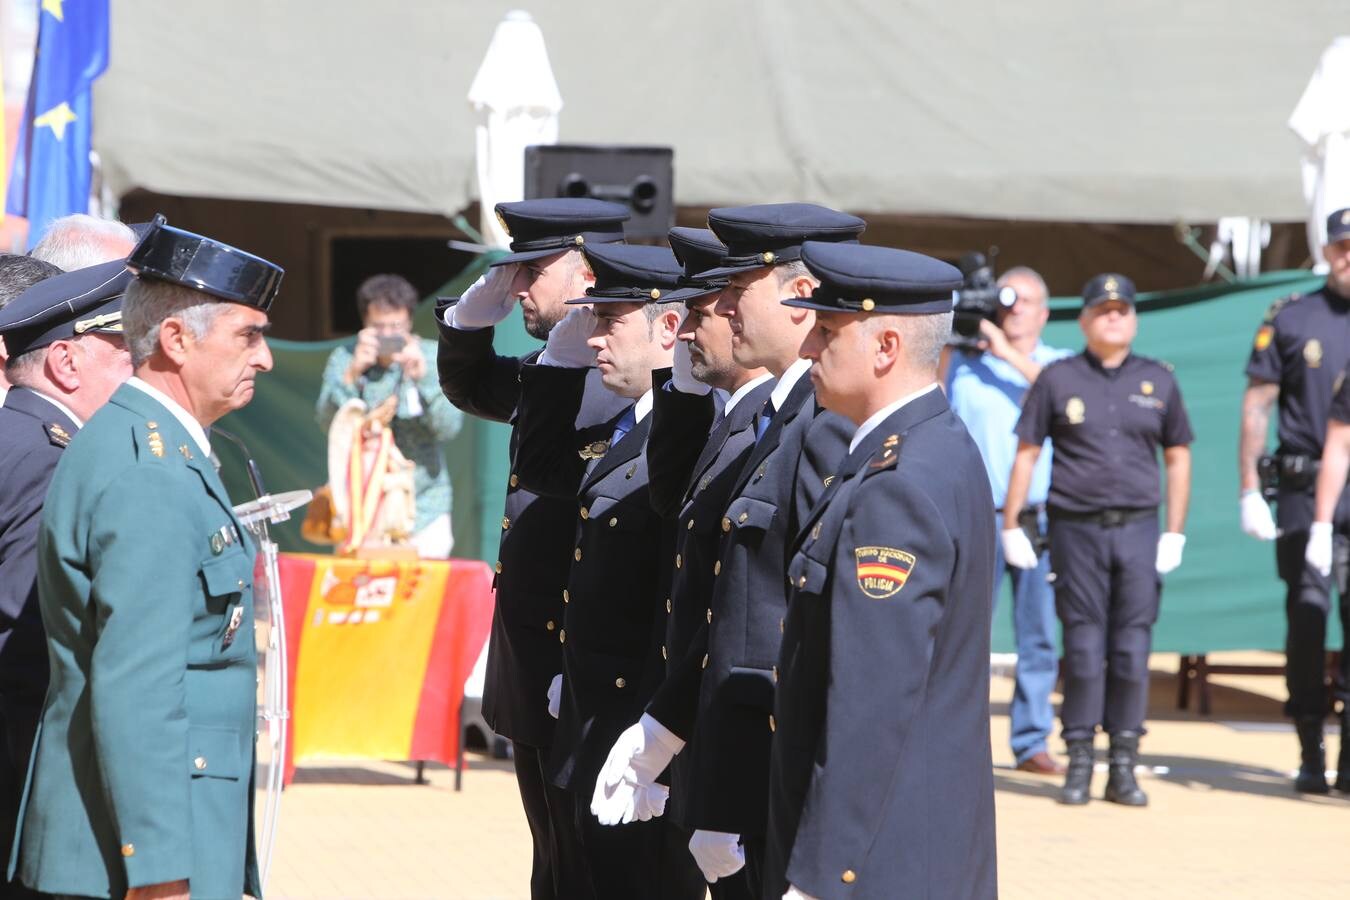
[950,251,1017,344]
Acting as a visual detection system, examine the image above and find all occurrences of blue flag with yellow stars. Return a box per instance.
[6,0,110,248]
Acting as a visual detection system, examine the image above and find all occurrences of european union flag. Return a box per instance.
[6,0,110,248]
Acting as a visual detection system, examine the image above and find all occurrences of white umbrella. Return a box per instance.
[1289,36,1350,272]
[467,10,563,249]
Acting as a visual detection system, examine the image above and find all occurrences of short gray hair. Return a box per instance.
[0,253,60,308]
[775,260,816,287]
[869,311,953,372]
[122,279,229,367]
[31,214,137,272]
[997,266,1049,304]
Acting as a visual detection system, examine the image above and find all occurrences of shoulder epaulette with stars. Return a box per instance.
[46,422,71,448]
[1263,292,1302,323]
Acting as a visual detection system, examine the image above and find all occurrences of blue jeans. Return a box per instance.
[992,513,1059,763]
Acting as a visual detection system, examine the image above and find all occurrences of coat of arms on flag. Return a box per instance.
[854,546,916,599]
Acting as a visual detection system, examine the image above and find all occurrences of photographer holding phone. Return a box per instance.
[317,274,463,556]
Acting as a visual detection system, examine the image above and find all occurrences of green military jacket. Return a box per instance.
[12,383,261,899]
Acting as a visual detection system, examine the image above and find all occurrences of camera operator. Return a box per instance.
[317,274,463,556]
[941,265,1071,775]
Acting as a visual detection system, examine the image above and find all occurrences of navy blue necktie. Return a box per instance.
[755,398,776,441]
[610,405,637,446]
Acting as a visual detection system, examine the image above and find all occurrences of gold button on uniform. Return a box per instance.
[546,620,556,631]
[194,756,207,770]
[842,870,857,884]
[615,677,627,689]
[502,516,511,530]
[686,518,695,531]
[861,298,875,311]
[721,517,731,532]
[608,516,618,527]
[714,561,721,575]
[559,628,566,643]
[701,654,709,669]
[675,554,682,568]
[563,589,570,603]
[706,609,712,623]
[798,575,807,588]
[738,511,749,524]
[574,548,582,561]
[509,474,519,487]
[769,715,776,732]
[121,843,135,857]
[772,666,778,683]
[580,506,589,520]
[666,597,672,613]
[494,561,503,574]
[779,618,785,633]
[662,645,668,660]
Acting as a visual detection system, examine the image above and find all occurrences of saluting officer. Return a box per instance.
[590,227,773,900]
[1242,207,1350,792]
[13,221,283,900]
[436,199,629,899]
[513,243,705,899]
[1004,274,1193,807]
[765,241,997,900]
[0,261,131,899]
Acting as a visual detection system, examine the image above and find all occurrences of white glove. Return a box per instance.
[1239,490,1278,541]
[1001,527,1039,570]
[688,830,745,883]
[546,673,562,719]
[671,335,711,395]
[1155,532,1186,575]
[1306,521,1334,577]
[783,887,821,900]
[538,307,598,368]
[448,264,519,330]
[591,713,685,825]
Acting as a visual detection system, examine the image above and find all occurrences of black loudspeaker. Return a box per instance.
[524,144,675,241]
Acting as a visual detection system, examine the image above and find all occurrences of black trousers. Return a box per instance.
[512,741,588,900]
[1048,515,1160,742]
[572,790,706,900]
[0,681,44,900]
[1274,529,1350,718]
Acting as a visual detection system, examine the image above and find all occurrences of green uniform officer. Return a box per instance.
[10,219,284,900]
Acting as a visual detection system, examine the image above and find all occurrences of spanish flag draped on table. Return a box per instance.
[276,554,494,782]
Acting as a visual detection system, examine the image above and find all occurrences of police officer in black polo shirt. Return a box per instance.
[1241,207,1350,793]
[1004,273,1193,807]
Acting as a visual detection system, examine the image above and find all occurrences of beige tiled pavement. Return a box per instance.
[264,652,1350,899]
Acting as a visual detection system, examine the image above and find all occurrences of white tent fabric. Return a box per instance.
[1288,36,1350,269]
[467,10,562,248]
[93,1,1348,224]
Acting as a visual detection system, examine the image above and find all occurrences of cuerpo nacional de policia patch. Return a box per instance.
[855,546,916,599]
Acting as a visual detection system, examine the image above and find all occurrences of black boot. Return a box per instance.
[1334,711,1350,794]
[1294,715,1329,794]
[1104,732,1148,806]
[1059,739,1094,805]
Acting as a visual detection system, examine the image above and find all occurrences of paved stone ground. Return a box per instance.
[264,652,1350,899]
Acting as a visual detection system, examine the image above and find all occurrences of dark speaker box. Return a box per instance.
[524,144,675,241]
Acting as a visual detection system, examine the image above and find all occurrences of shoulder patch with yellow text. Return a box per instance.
[1253,325,1274,351]
[855,546,916,599]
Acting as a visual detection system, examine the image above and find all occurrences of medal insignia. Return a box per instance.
[1304,339,1323,368]
[823,475,836,487]
[1253,325,1274,351]
[1140,381,1154,396]
[579,440,610,461]
[222,605,245,649]
[47,423,71,447]
[1066,397,1086,425]
[855,546,916,599]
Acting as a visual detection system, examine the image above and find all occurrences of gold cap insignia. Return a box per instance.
[861,298,875,311]
[495,209,511,236]
[761,251,775,264]
[1104,277,1119,292]
[47,423,71,447]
